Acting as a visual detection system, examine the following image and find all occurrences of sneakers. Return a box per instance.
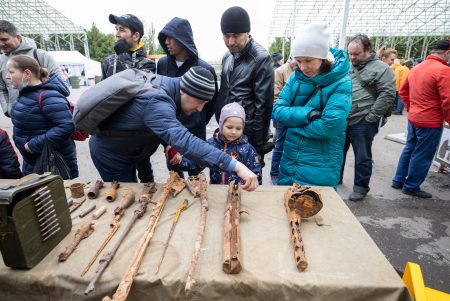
[391,182,403,189]
[402,189,432,198]
[348,191,367,202]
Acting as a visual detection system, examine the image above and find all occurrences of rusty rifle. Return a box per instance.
[80,187,136,277]
[185,173,208,293]
[103,172,185,301]
[222,181,244,274]
[84,183,157,295]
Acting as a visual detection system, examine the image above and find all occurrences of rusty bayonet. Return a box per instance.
[155,198,189,274]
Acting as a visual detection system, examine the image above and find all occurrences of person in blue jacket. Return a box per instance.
[89,66,259,191]
[8,55,78,179]
[171,102,262,185]
[272,23,352,190]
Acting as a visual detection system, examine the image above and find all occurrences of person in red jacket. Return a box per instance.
[0,128,22,179]
[392,40,450,198]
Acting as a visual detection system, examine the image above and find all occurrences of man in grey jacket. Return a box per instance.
[0,20,60,117]
[341,34,395,201]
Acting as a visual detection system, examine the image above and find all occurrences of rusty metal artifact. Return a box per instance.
[69,196,86,214]
[103,172,185,301]
[58,220,94,262]
[222,181,245,274]
[155,198,189,274]
[87,179,104,199]
[284,183,323,271]
[79,203,96,218]
[185,173,208,293]
[84,183,158,295]
[81,187,135,277]
[105,181,120,202]
[70,182,85,198]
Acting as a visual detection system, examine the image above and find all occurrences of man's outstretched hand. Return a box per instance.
[234,161,258,191]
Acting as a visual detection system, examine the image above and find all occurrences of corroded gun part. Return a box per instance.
[58,221,94,262]
[88,180,104,199]
[79,204,97,218]
[155,198,189,274]
[93,206,107,220]
[284,184,323,272]
[69,196,86,214]
[84,183,158,294]
[70,182,85,198]
[103,172,184,301]
[82,183,157,280]
[105,181,120,202]
[222,181,244,274]
[185,173,208,293]
[113,187,135,217]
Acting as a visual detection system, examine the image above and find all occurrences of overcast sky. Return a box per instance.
[44,0,276,62]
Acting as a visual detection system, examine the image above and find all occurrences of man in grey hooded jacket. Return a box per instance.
[0,20,60,117]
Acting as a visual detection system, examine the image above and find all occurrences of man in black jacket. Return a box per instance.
[102,14,156,79]
[157,17,217,141]
[216,6,274,165]
[102,13,156,182]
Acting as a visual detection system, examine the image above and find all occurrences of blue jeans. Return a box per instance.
[394,93,404,113]
[341,118,379,193]
[270,125,286,179]
[392,122,442,192]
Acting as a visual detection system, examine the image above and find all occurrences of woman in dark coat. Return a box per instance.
[7,55,78,178]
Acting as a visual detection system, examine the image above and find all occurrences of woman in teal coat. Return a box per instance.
[273,23,352,189]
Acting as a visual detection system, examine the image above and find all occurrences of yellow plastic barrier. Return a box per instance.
[402,262,450,301]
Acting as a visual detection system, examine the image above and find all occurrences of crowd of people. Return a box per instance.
[0,7,449,198]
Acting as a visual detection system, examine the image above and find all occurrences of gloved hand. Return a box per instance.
[114,39,129,55]
[307,109,322,121]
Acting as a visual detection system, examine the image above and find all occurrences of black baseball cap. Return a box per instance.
[431,39,450,51]
[109,14,144,38]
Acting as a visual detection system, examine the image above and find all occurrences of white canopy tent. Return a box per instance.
[48,50,102,82]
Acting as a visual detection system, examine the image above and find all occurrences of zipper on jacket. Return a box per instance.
[221,142,228,184]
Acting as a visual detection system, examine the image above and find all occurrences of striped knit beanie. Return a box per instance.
[180,66,216,102]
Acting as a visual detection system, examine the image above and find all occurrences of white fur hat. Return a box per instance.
[290,22,334,62]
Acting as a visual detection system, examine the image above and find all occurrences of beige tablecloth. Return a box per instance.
[0,183,412,301]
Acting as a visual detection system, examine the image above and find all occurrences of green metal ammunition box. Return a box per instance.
[0,174,72,268]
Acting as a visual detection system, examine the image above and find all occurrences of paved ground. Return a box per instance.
[1,85,449,292]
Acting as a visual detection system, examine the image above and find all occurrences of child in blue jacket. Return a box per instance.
[172,102,262,184]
